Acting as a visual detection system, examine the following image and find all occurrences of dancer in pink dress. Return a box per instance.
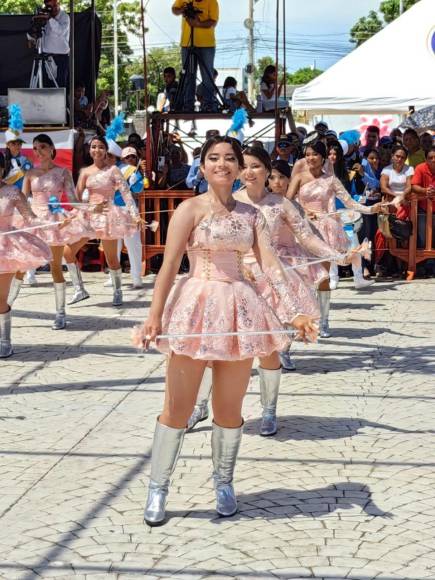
[136,137,316,526]
[288,141,385,338]
[0,152,51,357]
[8,134,92,330]
[76,135,141,307]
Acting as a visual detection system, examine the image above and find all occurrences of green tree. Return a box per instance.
[350,10,383,46]
[380,0,419,23]
[349,0,420,45]
[287,67,323,85]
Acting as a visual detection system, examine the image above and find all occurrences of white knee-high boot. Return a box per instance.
[258,367,281,436]
[212,421,243,517]
[317,290,331,338]
[124,230,143,287]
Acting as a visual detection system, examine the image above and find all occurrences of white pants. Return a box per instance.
[117,231,142,282]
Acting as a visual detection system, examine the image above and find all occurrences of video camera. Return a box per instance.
[182,1,203,20]
[28,5,53,40]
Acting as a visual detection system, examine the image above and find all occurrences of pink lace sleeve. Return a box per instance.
[253,210,299,323]
[62,168,78,203]
[111,166,139,218]
[13,189,38,225]
[333,177,375,215]
[282,197,344,262]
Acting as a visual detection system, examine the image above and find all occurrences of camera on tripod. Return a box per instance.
[182,1,203,20]
[28,5,53,40]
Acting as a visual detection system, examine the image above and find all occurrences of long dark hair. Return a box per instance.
[261,65,276,88]
[243,146,272,173]
[200,136,244,168]
[328,143,349,187]
[89,134,109,151]
[33,133,57,159]
[3,148,12,178]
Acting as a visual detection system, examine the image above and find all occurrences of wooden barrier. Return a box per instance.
[138,189,195,273]
[388,193,435,280]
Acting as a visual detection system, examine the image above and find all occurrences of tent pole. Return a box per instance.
[69,0,75,129]
[90,0,96,103]
[282,0,286,100]
[140,0,152,178]
[274,0,280,141]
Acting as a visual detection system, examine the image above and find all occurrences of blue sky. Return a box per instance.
[139,0,382,72]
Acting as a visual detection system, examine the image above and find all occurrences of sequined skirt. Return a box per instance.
[157,274,290,360]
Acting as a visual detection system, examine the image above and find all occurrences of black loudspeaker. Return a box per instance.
[8,88,67,125]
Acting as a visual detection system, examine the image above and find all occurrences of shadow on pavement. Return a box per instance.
[168,481,393,523]
[243,414,435,441]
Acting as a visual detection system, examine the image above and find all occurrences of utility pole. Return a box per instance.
[114,1,119,113]
[399,0,404,14]
[247,0,255,103]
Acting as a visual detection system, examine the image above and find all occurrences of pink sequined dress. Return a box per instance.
[28,166,91,246]
[298,175,376,253]
[0,184,52,273]
[84,166,139,240]
[157,201,291,361]
[235,191,321,321]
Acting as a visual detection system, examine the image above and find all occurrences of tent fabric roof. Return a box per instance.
[292,0,435,114]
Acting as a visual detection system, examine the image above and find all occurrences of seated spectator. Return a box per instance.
[93,91,111,133]
[411,147,435,250]
[259,65,287,112]
[420,132,434,154]
[162,67,179,112]
[73,82,93,127]
[160,146,190,190]
[403,128,425,168]
[222,76,255,114]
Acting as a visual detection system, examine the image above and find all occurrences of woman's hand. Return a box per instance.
[372,202,389,213]
[291,315,318,343]
[141,314,162,350]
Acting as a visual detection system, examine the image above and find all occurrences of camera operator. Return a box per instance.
[29,0,70,88]
[172,0,219,113]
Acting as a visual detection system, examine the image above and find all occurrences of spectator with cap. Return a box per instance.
[273,134,299,168]
[314,121,328,136]
[114,146,145,288]
[403,129,425,168]
[378,136,394,170]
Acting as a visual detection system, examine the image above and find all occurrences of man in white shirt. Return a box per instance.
[34,0,70,88]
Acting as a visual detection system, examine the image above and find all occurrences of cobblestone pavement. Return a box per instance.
[0,273,434,580]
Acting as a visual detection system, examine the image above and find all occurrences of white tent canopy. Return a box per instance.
[292,0,435,114]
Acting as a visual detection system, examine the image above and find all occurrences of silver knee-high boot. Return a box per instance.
[212,421,243,517]
[7,277,23,307]
[144,420,185,526]
[52,282,67,330]
[109,268,123,306]
[0,309,13,358]
[259,367,281,436]
[317,290,331,338]
[67,263,90,305]
[187,367,213,431]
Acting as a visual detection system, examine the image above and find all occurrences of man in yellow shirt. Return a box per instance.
[172,0,219,112]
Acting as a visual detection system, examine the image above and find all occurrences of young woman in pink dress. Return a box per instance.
[136,136,316,526]
[0,152,51,357]
[8,134,92,330]
[287,141,385,338]
[76,135,141,307]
